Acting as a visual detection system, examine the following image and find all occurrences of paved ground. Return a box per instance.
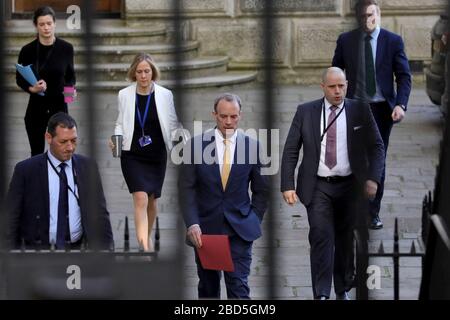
[3,83,443,299]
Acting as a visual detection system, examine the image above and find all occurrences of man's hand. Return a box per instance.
[187,224,202,248]
[282,190,298,206]
[392,105,405,122]
[365,180,378,200]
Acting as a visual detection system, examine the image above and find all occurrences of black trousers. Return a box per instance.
[24,101,67,156]
[369,101,393,218]
[306,178,357,298]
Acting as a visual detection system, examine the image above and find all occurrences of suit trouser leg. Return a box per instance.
[333,181,358,294]
[307,179,356,298]
[195,253,221,298]
[223,234,252,299]
[194,239,252,299]
[369,102,393,217]
[307,182,335,298]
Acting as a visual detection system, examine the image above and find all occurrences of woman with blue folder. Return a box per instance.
[16,6,76,156]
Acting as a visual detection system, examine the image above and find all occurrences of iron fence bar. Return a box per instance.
[354,229,369,300]
[394,218,400,300]
[262,0,276,300]
[0,0,6,300]
[81,0,105,251]
[172,0,187,299]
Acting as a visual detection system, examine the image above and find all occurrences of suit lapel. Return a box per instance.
[202,131,222,190]
[344,99,355,155]
[375,29,386,72]
[311,99,323,157]
[40,153,50,222]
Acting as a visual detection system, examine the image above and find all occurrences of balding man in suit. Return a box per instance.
[281,67,384,300]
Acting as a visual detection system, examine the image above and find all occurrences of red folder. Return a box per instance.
[196,235,235,272]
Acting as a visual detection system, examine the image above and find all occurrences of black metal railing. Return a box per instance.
[355,217,426,300]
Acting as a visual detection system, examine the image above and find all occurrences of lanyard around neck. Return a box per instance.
[46,153,79,204]
[320,100,345,142]
[136,93,152,136]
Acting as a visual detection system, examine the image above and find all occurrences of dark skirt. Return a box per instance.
[120,150,167,198]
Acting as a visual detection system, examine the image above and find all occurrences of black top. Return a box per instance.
[16,37,76,109]
[130,93,166,160]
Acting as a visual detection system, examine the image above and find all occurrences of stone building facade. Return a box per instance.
[124,0,447,84]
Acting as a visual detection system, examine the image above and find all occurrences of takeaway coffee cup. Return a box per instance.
[111,135,123,158]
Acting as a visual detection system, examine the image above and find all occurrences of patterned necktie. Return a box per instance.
[365,34,376,97]
[221,139,231,190]
[325,105,338,170]
[56,162,70,249]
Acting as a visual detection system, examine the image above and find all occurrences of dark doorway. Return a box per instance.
[11,0,122,18]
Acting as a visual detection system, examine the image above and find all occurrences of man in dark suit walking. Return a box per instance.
[281,67,384,300]
[180,93,268,299]
[7,112,114,250]
[332,0,412,229]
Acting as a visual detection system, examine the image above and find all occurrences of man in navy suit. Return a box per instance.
[7,112,114,250]
[332,0,411,229]
[281,67,384,299]
[180,93,268,299]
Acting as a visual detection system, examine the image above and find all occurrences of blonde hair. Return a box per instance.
[127,53,160,82]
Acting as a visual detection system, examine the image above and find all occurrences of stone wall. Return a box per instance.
[125,0,447,84]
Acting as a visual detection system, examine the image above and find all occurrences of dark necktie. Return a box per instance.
[365,34,376,97]
[56,162,70,249]
[325,105,338,170]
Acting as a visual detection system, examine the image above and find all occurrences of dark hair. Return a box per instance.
[213,93,242,112]
[47,112,77,137]
[33,6,56,26]
[127,53,160,82]
[354,0,379,19]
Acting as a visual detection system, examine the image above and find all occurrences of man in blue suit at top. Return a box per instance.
[332,0,411,229]
[179,93,268,299]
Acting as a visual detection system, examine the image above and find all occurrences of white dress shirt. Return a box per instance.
[215,128,237,173]
[317,99,352,177]
[47,151,82,244]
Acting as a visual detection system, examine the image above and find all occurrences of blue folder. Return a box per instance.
[15,64,45,96]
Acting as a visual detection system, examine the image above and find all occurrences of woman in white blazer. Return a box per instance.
[110,53,183,252]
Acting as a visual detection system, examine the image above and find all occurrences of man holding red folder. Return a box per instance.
[180,93,268,299]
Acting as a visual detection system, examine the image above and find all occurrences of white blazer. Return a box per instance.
[114,82,184,151]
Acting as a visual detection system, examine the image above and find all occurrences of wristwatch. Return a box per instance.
[398,104,406,111]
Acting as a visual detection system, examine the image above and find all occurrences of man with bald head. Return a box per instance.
[281,67,384,300]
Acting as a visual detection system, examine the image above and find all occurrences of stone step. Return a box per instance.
[5,42,200,64]
[4,19,167,45]
[5,57,229,82]
[6,71,258,91]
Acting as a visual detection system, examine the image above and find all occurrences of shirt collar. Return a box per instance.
[324,98,345,111]
[363,25,380,40]
[47,150,73,170]
[215,128,237,145]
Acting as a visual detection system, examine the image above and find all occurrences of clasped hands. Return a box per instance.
[29,79,47,94]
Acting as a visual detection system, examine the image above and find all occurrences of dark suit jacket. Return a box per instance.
[180,130,268,242]
[332,28,411,110]
[6,153,114,249]
[280,98,385,206]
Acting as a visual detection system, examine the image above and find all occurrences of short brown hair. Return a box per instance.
[127,53,160,82]
[354,0,379,16]
[33,6,56,25]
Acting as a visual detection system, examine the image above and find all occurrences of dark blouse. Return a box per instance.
[16,37,76,110]
[129,93,166,161]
